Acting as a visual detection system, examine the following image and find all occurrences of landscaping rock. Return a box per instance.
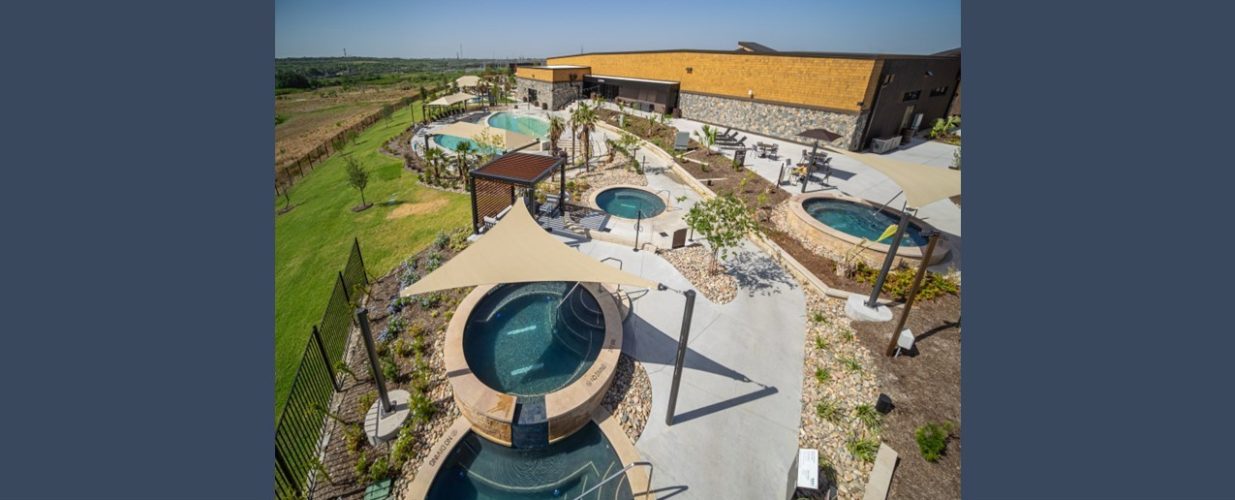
[658,245,738,304]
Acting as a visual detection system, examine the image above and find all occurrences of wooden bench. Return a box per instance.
[862,443,899,500]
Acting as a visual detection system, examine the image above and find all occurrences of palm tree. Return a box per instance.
[570,103,598,171]
[693,124,717,156]
[423,147,444,184]
[547,115,565,154]
[453,141,475,182]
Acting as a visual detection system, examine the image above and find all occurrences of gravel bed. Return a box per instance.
[657,245,738,304]
[600,354,653,443]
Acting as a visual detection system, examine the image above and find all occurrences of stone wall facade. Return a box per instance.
[679,92,866,150]
[514,76,580,111]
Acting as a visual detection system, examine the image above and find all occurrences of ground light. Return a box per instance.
[884,230,942,357]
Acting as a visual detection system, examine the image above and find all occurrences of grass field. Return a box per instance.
[275,85,422,169]
[275,102,470,416]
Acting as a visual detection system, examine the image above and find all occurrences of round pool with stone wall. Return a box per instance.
[786,192,949,269]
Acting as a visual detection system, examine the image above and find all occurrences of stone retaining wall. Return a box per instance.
[679,92,866,151]
[514,77,579,111]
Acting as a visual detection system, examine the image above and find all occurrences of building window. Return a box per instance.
[902,90,921,102]
[930,86,949,97]
[882,73,895,85]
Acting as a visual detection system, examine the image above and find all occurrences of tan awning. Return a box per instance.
[432,122,538,152]
[400,203,658,297]
[427,92,478,107]
[849,152,961,208]
[455,75,481,87]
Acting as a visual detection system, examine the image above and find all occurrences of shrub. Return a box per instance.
[353,451,370,479]
[839,356,862,373]
[381,355,399,382]
[814,335,828,351]
[853,262,959,301]
[433,231,450,250]
[814,367,830,384]
[854,404,881,430]
[810,311,827,324]
[368,456,390,482]
[815,398,842,424]
[847,437,879,463]
[840,328,854,343]
[916,422,954,462]
[410,392,435,424]
[356,391,376,417]
[344,424,366,454]
[390,426,416,467]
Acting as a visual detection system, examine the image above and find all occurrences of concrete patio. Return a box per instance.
[565,236,808,499]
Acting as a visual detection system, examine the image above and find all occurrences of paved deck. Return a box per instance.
[565,236,808,500]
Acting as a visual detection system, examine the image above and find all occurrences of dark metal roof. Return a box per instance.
[471,152,564,186]
[548,47,961,62]
[737,41,777,53]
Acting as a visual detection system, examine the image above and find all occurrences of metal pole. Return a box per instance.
[885,231,940,356]
[777,160,786,186]
[633,209,643,252]
[665,289,697,426]
[865,202,913,308]
[312,326,340,391]
[356,308,392,413]
[275,448,301,498]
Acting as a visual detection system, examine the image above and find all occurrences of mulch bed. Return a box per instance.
[851,294,962,500]
[311,235,472,500]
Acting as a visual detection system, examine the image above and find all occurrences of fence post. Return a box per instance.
[275,447,302,499]
[312,325,340,391]
[337,272,350,304]
[352,238,368,285]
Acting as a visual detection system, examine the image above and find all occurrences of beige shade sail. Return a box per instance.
[455,75,481,87]
[432,122,537,152]
[427,92,479,107]
[850,152,961,208]
[399,202,658,297]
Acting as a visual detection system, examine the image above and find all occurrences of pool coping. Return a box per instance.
[443,282,623,447]
[787,192,950,266]
[588,184,678,225]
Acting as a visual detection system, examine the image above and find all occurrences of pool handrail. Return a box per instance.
[573,461,654,500]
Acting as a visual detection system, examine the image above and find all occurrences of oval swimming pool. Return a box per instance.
[595,187,666,219]
[463,282,606,397]
[434,134,503,155]
[487,112,549,139]
[427,422,634,500]
[802,198,928,246]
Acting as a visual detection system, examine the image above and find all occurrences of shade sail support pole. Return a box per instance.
[356,308,392,413]
[865,202,913,308]
[885,231,941,356]
[665,289,697,426]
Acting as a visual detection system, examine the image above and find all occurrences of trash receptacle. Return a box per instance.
[900,127,914,144]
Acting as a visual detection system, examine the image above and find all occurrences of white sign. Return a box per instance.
[797,448,818,489]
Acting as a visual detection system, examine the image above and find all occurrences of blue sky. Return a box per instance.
[275,0,960,58]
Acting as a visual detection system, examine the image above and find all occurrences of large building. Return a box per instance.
[514,42,960,151]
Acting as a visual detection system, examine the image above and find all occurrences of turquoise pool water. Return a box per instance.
[427,422,634,500]
[595,188,666,219]
[463,282,606,397]
[434,134,503,156]
[488,112,549,139]
[802,198,928,246]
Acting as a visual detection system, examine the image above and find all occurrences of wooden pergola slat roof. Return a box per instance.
[470,152,564,187]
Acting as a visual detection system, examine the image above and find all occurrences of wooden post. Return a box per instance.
[885,232,941,357]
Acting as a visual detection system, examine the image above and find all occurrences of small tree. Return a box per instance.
[693,124,717,156]
[683,194,759,273]
[472,130,504,164]
[345,156,371,211]
[453,141,475,181]
[547,115,565,153]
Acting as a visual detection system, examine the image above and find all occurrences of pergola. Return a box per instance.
[467,152,567,234]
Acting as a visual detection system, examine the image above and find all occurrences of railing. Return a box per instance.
[574,461,654,500]
[556,282,583,311]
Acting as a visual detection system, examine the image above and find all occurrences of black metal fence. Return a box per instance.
[275,238,368,500]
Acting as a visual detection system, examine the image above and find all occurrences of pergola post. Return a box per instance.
[469,174,479,234]
[885,231,941,356]
[665,289,697,426]
[865,203,912,308]
[559,151,567,216]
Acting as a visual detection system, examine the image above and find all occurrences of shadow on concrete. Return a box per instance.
[647,485,689,499]
[726,248,798,297]
[670,383,779,425]
[623,313,752,383]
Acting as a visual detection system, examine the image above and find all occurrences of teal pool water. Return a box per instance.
[427,422,634,500]
[434,134,503,156]
[488,112,549,139]
[463,282,606,397]
[802,198,927,246]
[595,188,665,219]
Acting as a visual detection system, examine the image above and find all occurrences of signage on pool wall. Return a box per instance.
[427,426,461,468]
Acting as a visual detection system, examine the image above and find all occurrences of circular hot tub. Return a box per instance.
[788,193,948,267]
[446,282,622,447]
[593,186,666,219]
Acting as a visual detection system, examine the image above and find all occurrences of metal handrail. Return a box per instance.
[574,461,654,500]
[556,282,583,311]
[600,257,624,292]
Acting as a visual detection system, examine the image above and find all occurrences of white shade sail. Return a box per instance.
[455,75,481,87]
[399,203,658,297]
[427,92,479,107]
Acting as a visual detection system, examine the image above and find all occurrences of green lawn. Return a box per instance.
[275,102,469,417]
